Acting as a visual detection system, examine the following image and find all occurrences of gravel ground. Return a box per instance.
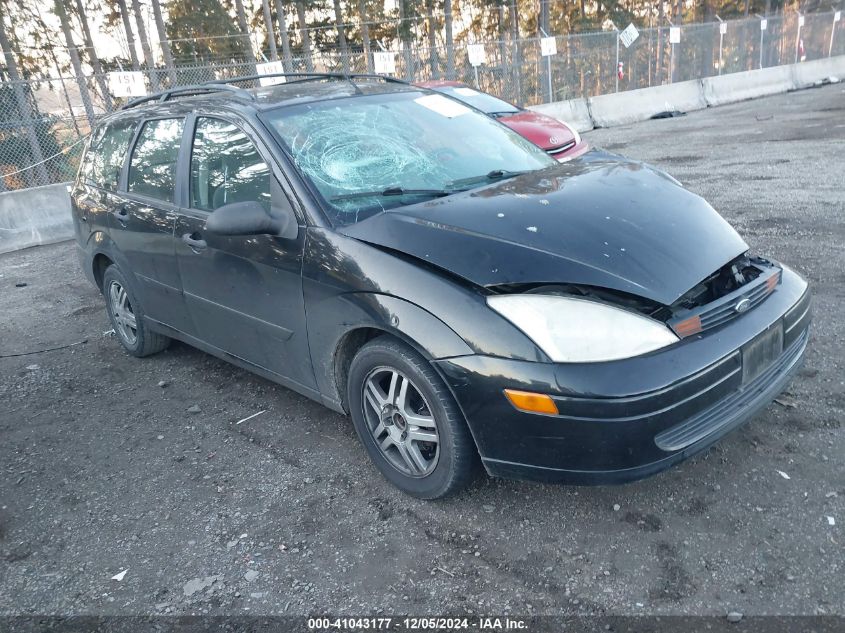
[1,85,843,618]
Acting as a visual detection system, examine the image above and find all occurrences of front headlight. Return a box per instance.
[487,295,679,363]
[570,125,582,146]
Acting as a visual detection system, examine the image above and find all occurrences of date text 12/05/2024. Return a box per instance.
[307,617,529,630]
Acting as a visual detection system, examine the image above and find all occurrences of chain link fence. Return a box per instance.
[2,10,843,191]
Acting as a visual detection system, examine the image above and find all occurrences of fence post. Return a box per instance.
[831,11,841,57]
[794,13,802,63]
[615,29,620,92]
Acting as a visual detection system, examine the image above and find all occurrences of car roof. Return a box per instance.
[106,75,423,124]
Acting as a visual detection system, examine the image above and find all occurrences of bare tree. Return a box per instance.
[234,0,250,35]
[115,0,141,71]
[0,1,49,186]
[425,0,438,78]
[261,0,279,60]
[274,0,293,70]
[130,0,159,89]
[332,0,349,72]
[357,0,372,72]
[397,0,412,80]
[150,0,177,84]
[445,0,454,78]
[53,0,96,126]
[74,0,113,110]
[295,1,314,72]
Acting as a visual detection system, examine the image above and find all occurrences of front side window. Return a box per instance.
[190,118,271,212]
[263,91,554,225]
[80,120,136,190]
[127,118,184,203]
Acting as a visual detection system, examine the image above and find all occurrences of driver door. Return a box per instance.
[174,114,315,390]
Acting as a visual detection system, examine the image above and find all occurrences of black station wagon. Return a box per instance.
[72,74,811,498]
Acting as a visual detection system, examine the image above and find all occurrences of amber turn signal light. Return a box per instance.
[503,389,559,415]
[673,315,702,338]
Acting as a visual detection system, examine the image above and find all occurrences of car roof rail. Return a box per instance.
[203,72,410,87]
[121,83,256,110]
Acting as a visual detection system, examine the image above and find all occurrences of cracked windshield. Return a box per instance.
[264,90,554,225]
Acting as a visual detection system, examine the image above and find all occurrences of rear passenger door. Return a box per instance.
[111,116,192,333]
[174,115,314,389]
[74,120,137,243]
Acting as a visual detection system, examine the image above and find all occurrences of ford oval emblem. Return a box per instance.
[734,298,752,314]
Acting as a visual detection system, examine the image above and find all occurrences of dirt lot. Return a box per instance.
[1,85,843,618]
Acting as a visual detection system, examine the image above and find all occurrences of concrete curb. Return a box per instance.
[701,65,794,107]
[528,98,594,132]
[588,79,707,128]
[791,55,845,89]
[0,182,73,255]
[535,54,845,130]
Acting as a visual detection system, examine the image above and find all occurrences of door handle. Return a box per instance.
[181,232,207,251]
[112,206,129,224]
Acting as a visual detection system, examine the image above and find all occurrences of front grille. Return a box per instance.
[668,266,781,337]
[547,141,576,155]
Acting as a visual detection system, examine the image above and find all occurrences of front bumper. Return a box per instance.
[434,266,811,484]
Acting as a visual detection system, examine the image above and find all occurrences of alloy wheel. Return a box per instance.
[108,280,138,346]
[362,367,440,477]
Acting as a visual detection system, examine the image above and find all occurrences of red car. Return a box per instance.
[416,80,589,161]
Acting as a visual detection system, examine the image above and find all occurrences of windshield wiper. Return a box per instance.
[447,169,529,189]
[329,186,453,202]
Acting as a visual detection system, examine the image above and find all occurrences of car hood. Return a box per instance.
[338,152,748,306]
[500,111,576,150]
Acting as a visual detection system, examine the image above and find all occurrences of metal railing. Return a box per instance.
[1,10,842,191]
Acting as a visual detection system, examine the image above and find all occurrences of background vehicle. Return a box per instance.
[416,80,589,161]
[72,74,810,499]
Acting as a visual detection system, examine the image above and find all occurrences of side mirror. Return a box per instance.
[205,201,296,238]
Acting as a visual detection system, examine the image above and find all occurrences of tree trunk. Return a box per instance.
[235,0,250,35]
[116,0,140,71]
[130,0,159,90]
[262,0,279,60]
[509,0,520,103]
[54,0,96,126]
[296,2,314,72]
[0,4,49,186]
[274,0,294,71]
[150,0,177,85]
[358,0,372,73]
[332,0,349,73]
[444,0,454,78]
[398,0,413,80]
[73,0,113,110]
[425,0,438,78]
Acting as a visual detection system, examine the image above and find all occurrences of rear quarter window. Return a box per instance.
[127,118,185,203]
[80,120,136,191]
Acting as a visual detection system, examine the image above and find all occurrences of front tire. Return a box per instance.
[102,264,170,358]
[347,337,477,499]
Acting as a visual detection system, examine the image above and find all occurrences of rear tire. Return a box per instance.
[102,264,170,358]
[347,336,477,499]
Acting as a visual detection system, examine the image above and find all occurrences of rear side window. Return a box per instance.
[190,117,271,212]
[80,121,136,191]
[127,118,184,203]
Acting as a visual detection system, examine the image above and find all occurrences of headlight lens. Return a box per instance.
[570,125,582,146]
[487,295,679,363]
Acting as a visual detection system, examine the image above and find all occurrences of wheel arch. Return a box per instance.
[311,293,474,415]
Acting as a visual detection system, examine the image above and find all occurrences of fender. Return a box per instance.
[83,230,136,291]
[305,290,474,411]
